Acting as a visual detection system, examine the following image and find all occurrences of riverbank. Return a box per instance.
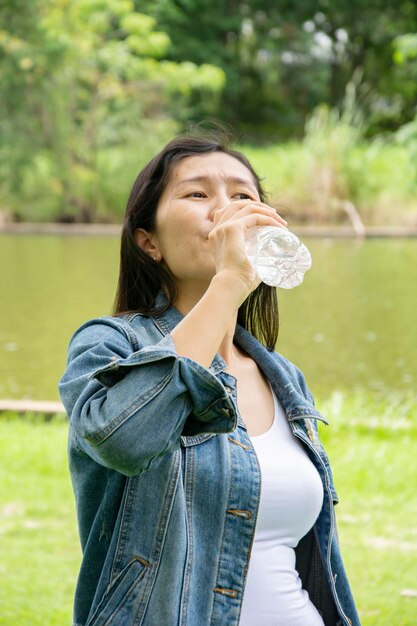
[1,222,417,237]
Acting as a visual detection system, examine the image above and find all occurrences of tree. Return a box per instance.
[138,0,417,138]
[0,0,225,221]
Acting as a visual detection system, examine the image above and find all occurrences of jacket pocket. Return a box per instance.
[180,432,215,447]
[87,557,149,626]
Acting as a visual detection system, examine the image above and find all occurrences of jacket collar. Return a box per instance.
[233,325,327,423]
[151,292,327,423]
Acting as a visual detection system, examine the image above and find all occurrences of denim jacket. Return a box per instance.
[59,294,361,626]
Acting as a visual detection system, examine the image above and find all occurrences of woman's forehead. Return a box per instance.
[168,152,256,187]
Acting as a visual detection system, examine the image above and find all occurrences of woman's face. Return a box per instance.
[152,152,261,285]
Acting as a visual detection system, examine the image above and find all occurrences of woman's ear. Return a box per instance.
[134,228,162,262]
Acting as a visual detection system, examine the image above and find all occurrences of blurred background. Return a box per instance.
[0,1,417,625]
[1,0,417,225]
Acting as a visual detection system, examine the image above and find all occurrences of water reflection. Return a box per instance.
[0,235,416,400]
[275,238,417,397]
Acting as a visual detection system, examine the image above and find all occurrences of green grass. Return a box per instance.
[0,413,80,626]
[241,141,417,228]
[1,392,416,625]
[239,94,417,229]
[317,390,417,625]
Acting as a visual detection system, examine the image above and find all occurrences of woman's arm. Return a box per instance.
[171,200,286,367]
[59,317,237,476]
[170,271,249,368]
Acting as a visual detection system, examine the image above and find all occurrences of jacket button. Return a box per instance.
[227,509,252,519]
[224,386,233,394]
[222,408,231,416]
[214,587,238,598]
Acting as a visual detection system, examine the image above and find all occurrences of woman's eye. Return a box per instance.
[233,192,251,200]
[188,192,206,198]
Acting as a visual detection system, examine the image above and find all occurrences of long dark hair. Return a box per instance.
[113,132,279,349]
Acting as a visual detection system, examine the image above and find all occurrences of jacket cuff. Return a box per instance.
[88,334,178,387]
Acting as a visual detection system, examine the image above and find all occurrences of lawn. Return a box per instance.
[0,413,80,625]
[1,391,416,625]
[317,391,417,626]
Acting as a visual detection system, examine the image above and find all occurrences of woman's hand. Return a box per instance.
[171,200,286,368]
[208,199,288,293]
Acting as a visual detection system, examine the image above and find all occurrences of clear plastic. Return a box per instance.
[245,226,312,288]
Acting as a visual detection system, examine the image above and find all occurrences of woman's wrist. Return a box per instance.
[210,269,256,307]
[170,271,252,368]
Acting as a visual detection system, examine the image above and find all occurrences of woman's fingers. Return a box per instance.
[207,199,289,289]
[232,211,288,231]
[209,212,286,245]
[212,200,287,229]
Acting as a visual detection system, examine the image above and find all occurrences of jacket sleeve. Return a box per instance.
[58,317,237,476]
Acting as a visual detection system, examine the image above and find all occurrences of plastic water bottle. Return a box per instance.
[245,226,312,288]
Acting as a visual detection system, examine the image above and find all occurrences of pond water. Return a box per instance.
[1,234,416,401]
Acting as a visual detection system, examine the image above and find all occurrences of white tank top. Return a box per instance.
[239,387,325,626]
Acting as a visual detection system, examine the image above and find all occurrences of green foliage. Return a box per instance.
[0,0,224,222]
[242,90,417,227]
[139,0,319,135]
[2,1,417,222]
[141,0,417,138]
[392,33,417,189]
[393,33,417,64]
[300,74,369,215]
[263,140,416,226]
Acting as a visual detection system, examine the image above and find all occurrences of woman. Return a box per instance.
[59,133,360,626]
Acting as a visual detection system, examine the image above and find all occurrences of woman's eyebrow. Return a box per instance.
[176,175,256,188]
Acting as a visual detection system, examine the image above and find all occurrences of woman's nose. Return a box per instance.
[208,192,231,221]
